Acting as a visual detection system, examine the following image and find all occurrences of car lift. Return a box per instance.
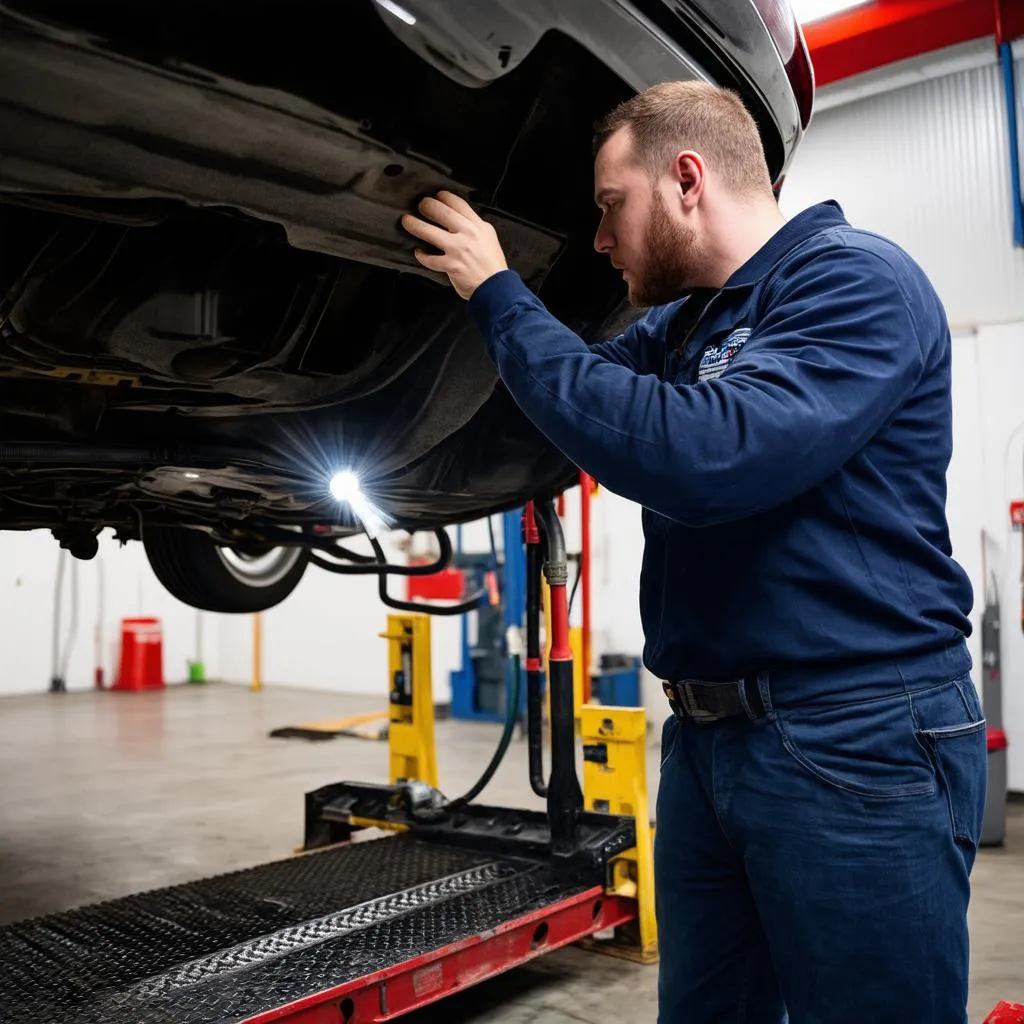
[0,500,657,1024]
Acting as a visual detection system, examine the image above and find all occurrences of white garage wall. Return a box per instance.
[779,45,1024,328]
[773,44,1024,787]
[949,326,1024,787]
[215,530,463,701]
[0,531,211,695]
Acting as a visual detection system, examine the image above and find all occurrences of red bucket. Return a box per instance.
[984,1003,1024,1024]
[988,728,1009,753]
[113,617,165,692]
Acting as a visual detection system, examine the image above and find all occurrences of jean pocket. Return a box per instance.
[774,691,937,799]
[911,676,987,846]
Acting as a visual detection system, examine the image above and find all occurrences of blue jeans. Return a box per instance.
[654,668,987,1024]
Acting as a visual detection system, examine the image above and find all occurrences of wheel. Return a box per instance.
[143,528,309,613]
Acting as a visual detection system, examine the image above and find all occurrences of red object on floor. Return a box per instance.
[243,889,635,1024]
[988,728,1010,753]
[113,617,165,691]
[984,1002,1024,1023]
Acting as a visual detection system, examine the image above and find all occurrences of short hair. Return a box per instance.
[594,81,773,197]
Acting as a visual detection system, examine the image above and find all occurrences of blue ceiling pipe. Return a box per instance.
[1000,41,1023,247]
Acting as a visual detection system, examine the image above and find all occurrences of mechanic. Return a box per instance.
[402,81,986,1023]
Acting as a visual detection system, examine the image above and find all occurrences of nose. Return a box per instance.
[594,217,614,255]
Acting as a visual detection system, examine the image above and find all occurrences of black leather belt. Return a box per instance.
[662,676,766,724]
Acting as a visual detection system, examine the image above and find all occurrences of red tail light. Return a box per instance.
[755,0,816,127]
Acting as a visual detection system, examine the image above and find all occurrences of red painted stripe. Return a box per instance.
[804,0,1001,87]
[241,890,636,1023]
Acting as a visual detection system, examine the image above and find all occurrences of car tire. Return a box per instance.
[143,528,309,613]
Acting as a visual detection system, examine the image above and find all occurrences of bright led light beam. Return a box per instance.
[329,470,362,503]
[328,470,385,540]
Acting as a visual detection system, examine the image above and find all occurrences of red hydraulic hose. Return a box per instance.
[579,471,592,702]
[534,499,583,850]
[523,501,547,799]
[549,584,571,662]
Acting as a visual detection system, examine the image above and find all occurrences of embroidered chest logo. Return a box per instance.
[696,328,751,383]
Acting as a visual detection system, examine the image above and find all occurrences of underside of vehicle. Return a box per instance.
[0,0,810,610]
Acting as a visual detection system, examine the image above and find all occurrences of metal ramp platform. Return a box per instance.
[0,827,635,1024]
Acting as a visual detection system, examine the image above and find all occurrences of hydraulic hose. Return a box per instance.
[524,503,547,799]
[308,528,486,614]
[307,528,453,575]
[410,520,521,820]
[446,650,523,809]
[534,500,567,567]
[535,499,583,851]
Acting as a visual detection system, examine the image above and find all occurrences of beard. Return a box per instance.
[628,190,706,308]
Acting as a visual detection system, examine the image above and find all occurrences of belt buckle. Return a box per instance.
[663,679,723,724]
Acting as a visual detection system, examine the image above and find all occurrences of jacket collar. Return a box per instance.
[724,200,848,290]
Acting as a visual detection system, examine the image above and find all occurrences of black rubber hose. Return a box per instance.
[447,652,523,809]
[307,528,453,576]
[309,540,379,565]
[375,575,485,616]
[368,535,486,616]
[526,538,547,799]
[240,525,381,564]
[410,515,522,817]
[534,500,567,573]
[547,656,582,848]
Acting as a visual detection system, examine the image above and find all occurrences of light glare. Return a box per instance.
[329,470,362,503]
[789,0,869,24]
[374,0,416,27]
[328,470,384,540]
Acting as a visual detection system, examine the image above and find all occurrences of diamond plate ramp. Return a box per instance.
[0,834,588,1024]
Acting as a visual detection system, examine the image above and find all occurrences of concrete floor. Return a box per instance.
[0,684,1021,1022]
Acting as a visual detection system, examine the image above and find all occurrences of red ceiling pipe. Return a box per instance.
[803,0,1020,87]
[579,472,593,705]
[994,0,1024,45]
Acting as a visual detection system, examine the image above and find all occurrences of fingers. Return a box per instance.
[413,249,451,275]
[401,213,450,250]
[436,190,478,220]
[417,195,467,231]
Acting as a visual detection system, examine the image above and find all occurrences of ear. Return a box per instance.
[672,151,705,211]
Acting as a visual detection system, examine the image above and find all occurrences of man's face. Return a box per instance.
[593,127,705,307]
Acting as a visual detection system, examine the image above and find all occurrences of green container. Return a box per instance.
[187,661,206,684]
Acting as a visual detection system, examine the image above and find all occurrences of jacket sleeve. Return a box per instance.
[467,251,925,526]
[584,305,666,374]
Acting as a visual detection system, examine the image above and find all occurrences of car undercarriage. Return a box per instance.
[0,0,809,609]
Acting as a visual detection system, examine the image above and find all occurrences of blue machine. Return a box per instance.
[591,655,642,707]
[449,510,528,722]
